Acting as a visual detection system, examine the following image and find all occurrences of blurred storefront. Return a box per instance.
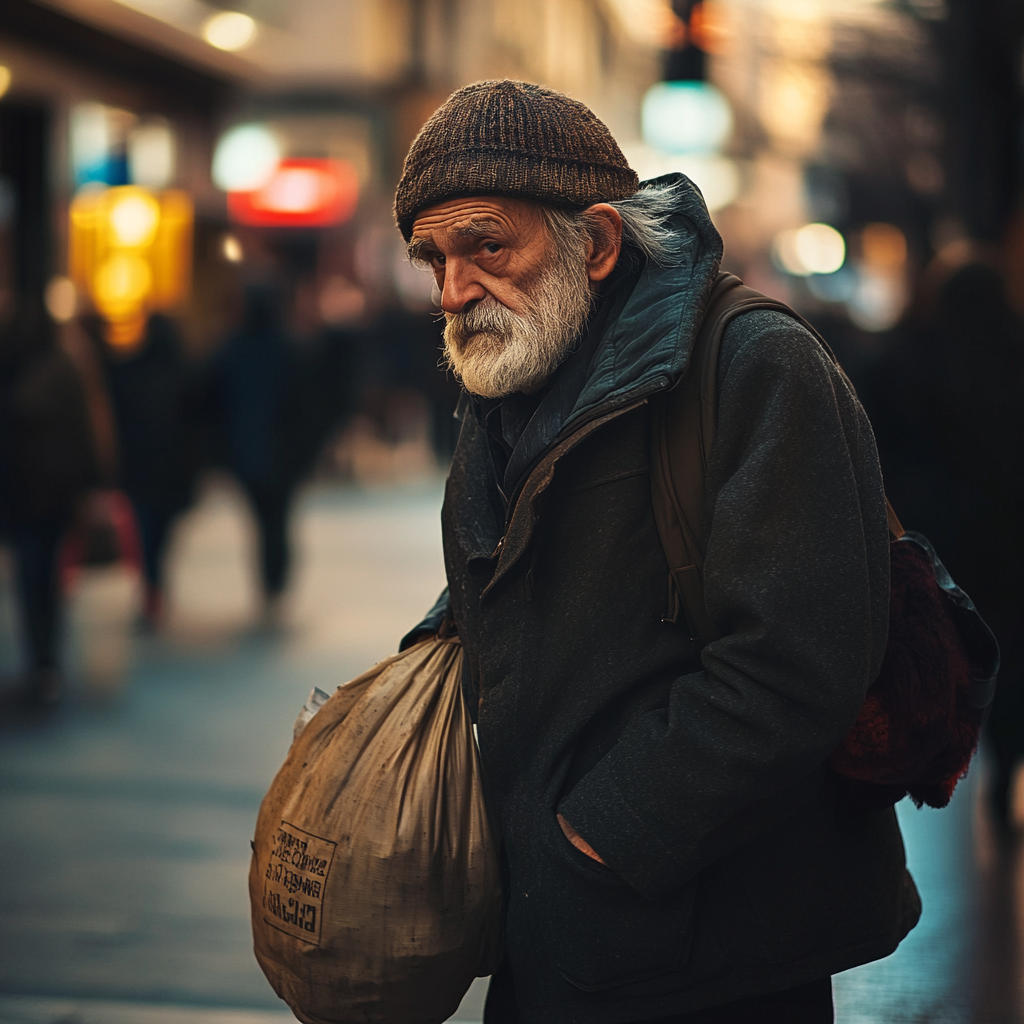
[627,0,1024,336]
[3,0,1021,462]
[4,0,667,476]
[0,1,233,355]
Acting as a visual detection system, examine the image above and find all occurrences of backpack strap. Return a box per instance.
[650,271,835,645]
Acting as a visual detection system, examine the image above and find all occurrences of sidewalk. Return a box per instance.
[0,477,1020,1023]
[0,477,486,1022]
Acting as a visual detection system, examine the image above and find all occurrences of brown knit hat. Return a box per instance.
[394,80,639,240]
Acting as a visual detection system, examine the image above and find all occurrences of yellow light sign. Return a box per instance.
[108,191,160,247]
[69,185,192,347]
[95,253,152,316]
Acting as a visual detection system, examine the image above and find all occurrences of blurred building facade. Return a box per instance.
[687,0,1024,334]
[1,0,667,480]
[0,0,663,345]
[3,0,1022,348]
[1,0,1022,466]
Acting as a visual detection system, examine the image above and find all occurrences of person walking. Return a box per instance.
[210,284,300,609]
[96,313,202,626]
[0,298,99,703]
[396,81,920,1024]
[915,259,1024,831]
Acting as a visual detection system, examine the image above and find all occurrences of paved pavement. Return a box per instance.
[0,478,1021,1023]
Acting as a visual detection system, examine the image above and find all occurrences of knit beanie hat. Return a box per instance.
[394,80,639,240]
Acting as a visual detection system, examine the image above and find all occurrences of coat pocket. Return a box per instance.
[736,797,909,965]
[517,816,696,992]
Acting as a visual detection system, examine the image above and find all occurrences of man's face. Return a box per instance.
[409,195,595,398]
[410,196,550,317]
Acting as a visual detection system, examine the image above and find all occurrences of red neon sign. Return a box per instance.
[228,158,359,227]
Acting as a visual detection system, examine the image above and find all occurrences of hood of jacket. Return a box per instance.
[560,172,723,431]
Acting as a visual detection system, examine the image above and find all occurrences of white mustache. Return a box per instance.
[447,298,522,339]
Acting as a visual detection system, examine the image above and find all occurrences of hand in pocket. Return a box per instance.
[557,813,607,865]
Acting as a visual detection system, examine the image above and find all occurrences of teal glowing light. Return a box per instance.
[641,82,734,156]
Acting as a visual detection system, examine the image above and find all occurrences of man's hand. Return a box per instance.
[557,813,607,865]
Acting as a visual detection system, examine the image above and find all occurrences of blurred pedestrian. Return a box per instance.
[291,275,362,483]
[94,313,203,626]
[0,297,99,703]
[209,284,301,611]
[915,257,1024,831]
[373,303,460,464]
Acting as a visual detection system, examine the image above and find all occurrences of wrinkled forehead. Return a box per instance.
[410,195,547,245]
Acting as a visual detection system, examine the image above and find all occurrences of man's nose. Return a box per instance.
[440,262,487,314]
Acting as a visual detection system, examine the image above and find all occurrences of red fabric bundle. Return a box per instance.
[830,538,988,808]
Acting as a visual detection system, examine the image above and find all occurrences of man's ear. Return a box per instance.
[582,204,623,282]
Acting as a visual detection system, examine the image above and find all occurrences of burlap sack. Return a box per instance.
[249,637,502,1024]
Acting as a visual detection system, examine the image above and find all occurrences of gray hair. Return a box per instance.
[542,178,690,270]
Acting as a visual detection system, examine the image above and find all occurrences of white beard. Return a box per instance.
[442,250,593,399]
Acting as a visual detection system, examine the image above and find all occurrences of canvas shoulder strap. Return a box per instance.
[650,271,832,645]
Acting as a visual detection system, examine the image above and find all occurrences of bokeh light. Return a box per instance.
[202,11,257,52]
[758,62,833,156]
[108,189,160,248]
[212,123,281,192]
[773,222,846,276]
[641,81,734,155]
[128,119,176,190]
[847,270,907,332]
[94,252,152,317]
[861,223,908,270]
[227,158,359,227]
[69,186,193,346]
[221,233,243,263]
[44,276,77,323]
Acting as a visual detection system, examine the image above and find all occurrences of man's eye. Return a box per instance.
[432,254,446,267]
[482,242,502,255]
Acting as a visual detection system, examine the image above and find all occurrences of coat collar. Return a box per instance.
[562,173,724,433]
[458,172,723,521]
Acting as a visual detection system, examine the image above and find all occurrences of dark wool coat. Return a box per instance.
[408,175,921,1023]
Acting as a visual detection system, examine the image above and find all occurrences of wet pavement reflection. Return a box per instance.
[0,480,1021,1023]
[834,764,1024,1023]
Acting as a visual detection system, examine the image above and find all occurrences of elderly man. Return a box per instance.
[396,80,920,1024]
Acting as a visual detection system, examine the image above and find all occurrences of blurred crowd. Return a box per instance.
[0,280,456,707]
[822,246,1024,835]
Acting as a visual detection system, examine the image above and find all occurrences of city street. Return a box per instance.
[0,477,486,1023]
[0,479,1021,1023]
[2,0,1022,1020]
